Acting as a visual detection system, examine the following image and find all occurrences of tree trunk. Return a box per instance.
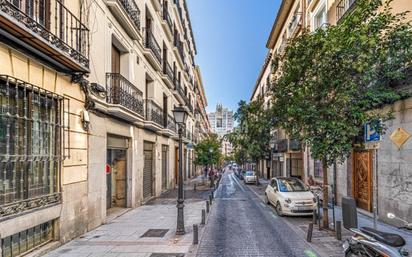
[255,159,260,185]
[322,159,329,229]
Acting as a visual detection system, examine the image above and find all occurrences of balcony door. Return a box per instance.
[12,0,51,29]
[163,94,168,127]
[112,45,121,74]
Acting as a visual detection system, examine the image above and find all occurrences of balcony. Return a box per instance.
[272,139,302,153]
[173,33,185,68]
[106,73,144,121]
[161,6,173,39]
[143,29,162,71]
[107,0,141,40]
[162,60,174,88]
[336,0,356,22]
[288,12,302,37]
[163,114,177,137]
[0,0,89,72]
[145,99,164,131]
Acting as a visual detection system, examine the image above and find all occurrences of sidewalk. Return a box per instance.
[43,178,212,257]
[247,178,412,257]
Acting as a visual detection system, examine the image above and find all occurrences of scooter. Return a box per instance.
[343,213,412,256]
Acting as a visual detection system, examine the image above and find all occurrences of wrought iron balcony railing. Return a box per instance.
[167,114,177,133]
[173,33,185,62]
[2,0,89,70]
[336,0,356,22]
[163,60,174,82]
[106,73,144,116]
[145,30,162,64]
[146,99,164,127]
[162,6,173,32]
[117,0,141,31]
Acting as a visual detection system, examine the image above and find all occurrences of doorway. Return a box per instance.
[106,149,127,209]
[353,150,373,212]
[143,142,155,199]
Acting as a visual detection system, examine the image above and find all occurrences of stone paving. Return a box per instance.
[247,177,412,257]
[195,170,319,257]
[44,182,212,257]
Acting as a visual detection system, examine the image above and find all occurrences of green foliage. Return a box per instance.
[194,134,222,166]
[271,0,412,165]
[228,98,275,165]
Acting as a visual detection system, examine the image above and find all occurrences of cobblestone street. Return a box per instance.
[196,170,319,257]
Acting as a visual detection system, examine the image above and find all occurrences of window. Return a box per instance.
[313,5,327,30]
[314,160,323,178]
[0,76,65,213]
[1,220,54,257]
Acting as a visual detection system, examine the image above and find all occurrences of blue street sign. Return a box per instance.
[364,121,381,143]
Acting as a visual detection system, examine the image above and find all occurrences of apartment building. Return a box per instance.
[0,0,208,255]
[208,104,234,156]
[252,0,412,225]
[0,0,90,255]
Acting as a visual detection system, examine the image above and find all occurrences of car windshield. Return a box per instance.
[278,178,308,192]
[245,171,254,176]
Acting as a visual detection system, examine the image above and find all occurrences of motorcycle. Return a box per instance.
[343,213,412,256]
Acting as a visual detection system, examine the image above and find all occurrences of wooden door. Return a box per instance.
[112,45,121,73]
[143,142,154,199]
[114,154,127,207]
[353,150,373,212]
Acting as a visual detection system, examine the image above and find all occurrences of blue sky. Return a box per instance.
[187,0,280,113]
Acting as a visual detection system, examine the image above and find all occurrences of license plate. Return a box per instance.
[297,206,312,211]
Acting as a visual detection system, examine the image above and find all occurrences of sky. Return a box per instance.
[187,0,280,113]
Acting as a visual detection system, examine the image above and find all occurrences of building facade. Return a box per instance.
[0,0,209,255]
[208,104,234,156]
[252,0,412,226]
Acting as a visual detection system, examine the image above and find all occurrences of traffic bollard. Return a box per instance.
[307,223,314,242]
[312,209,317,224]
[206,200,210,213]
[336,220,342,241]
[201,209,206,225]
[193,224,199,245]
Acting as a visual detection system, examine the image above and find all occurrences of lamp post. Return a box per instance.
[173,106,188,235]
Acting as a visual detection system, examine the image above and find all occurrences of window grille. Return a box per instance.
[0,75,68,219]
[1,220,54,257]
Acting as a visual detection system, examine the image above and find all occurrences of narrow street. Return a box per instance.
[196,169,318,257]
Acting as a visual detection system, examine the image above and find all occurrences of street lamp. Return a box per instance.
[173,106,188,235]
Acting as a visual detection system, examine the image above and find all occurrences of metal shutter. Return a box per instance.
[143,142,154,199]
[161,145,168,190]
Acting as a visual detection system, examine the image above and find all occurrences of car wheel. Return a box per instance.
[264,194,269,204]
[275,202,283,216]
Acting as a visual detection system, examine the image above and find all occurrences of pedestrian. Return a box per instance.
[204,166,208,179]
[208,168,215,188]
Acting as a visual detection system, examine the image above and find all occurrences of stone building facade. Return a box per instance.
[0,0,209,255]
[251,0,412,226]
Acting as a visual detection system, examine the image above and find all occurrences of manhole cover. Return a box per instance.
[141,229,169,238]
[150,254,185,257]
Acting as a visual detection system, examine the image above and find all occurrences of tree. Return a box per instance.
[194,134,222,169]
[228,99,275,184]
[271,0,412,228]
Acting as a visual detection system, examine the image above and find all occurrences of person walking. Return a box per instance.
[208,168,215,188]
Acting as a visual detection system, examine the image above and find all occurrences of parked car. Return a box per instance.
[244,171,257,184]
[264,177,316,216]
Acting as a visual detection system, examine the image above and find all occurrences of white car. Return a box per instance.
[244,171,257,184]
[264,177,316,216]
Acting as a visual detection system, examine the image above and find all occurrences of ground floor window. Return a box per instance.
[1,220,54,257]
[0,76,66,217]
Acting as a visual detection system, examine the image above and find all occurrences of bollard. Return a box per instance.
[193,224,199,245]
[206,200,210,213]
[336,220,342,241]
[312,209,317,224]
[201,209,206,225]
[307,223,314,242]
